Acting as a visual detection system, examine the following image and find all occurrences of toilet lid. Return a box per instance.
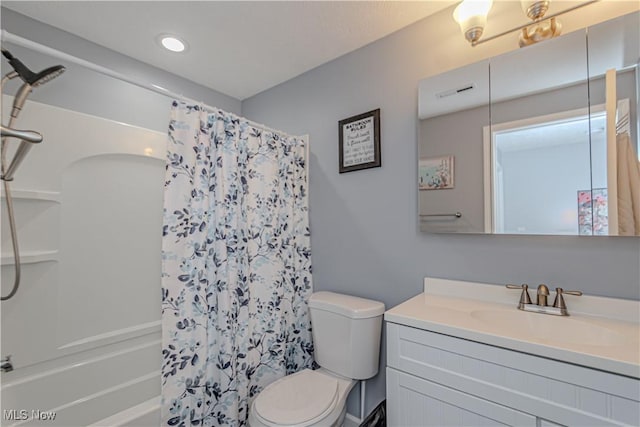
[253,369,339,426]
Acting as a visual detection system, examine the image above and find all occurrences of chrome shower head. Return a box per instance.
[1,49,65,181]
[1,49,65,87]
[29,64,66,87]
[1,50,66,119]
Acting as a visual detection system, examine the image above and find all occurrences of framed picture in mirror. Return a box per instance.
[419,156,455,190]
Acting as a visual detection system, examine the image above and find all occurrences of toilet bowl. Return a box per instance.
[248,368,356,427]
[248,292,385,427]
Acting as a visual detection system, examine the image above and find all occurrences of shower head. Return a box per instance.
[26,64,66,87]
[1,49,65,87]
[1,50,65,181]
[1,50,66,119]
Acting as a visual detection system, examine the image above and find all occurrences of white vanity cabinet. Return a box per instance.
[386,322,640,427]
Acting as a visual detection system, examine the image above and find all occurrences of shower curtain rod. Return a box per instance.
[0,29,291,137]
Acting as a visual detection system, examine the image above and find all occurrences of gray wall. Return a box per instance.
[1,8,241,132]
[242,5,640,417]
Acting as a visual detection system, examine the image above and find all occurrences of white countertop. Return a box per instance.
[385,278,640,379]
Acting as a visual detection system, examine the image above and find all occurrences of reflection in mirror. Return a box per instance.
[487,29,589,235]
[417,10,640,236]
[488,108,603,235]
[587,12,640,236]
[418,61,490,233]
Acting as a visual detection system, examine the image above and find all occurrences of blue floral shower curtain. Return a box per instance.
[161,101,313,427]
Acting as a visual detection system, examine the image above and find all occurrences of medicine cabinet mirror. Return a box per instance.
[418,11,639,236]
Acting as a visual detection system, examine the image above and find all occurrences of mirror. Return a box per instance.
[418,11,639,236]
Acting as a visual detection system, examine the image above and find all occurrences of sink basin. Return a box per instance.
[470,309,627,347]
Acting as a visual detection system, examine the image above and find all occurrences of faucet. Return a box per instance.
[536,284,550,306]
[506,284,582,316]
[1,355,13,373]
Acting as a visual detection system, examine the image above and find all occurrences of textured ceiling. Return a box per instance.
[4,1,457,100]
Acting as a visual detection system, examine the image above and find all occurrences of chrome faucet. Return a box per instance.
[506,284,582,316]
[1,355,13,373]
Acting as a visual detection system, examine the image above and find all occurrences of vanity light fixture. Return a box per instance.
[159,35,187,53]
[453,0,597,47]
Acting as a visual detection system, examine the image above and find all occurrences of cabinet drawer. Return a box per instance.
[387,367,536,427]
[387,322,640,426]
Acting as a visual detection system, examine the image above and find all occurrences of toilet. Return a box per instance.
[248,291,385,427]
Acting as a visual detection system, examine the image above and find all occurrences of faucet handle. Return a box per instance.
[562,289,583,296]
[553,288,582,311]
[506,284,532,308]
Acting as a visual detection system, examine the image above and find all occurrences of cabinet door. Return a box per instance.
[387,368,536,427]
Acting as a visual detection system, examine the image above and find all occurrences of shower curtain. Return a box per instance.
[161,101,313,426]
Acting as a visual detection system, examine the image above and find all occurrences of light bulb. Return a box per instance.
[453,0,493,44]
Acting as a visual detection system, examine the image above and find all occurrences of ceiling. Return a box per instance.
[3,1,457,100]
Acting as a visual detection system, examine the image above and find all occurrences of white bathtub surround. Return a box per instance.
[1,98,165,426]
[161,101,312,426]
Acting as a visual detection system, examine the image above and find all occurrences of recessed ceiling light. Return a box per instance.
[159,35,186,53]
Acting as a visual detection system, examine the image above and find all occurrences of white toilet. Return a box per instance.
[248,291,385,427]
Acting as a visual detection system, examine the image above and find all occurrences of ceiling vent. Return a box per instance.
[436,83,476,99]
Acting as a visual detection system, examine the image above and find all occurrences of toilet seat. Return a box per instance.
[252,369,339,427]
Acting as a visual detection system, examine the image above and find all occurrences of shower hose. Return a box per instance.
[1,114,23,301]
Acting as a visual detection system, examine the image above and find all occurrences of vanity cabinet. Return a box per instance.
[386,323,640,427]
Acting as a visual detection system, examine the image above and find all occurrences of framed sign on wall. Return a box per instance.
[338,108,381,173]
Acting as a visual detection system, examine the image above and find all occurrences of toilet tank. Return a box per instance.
[308,292,385,380]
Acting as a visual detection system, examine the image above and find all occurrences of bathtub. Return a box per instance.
[1,333,161,427]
